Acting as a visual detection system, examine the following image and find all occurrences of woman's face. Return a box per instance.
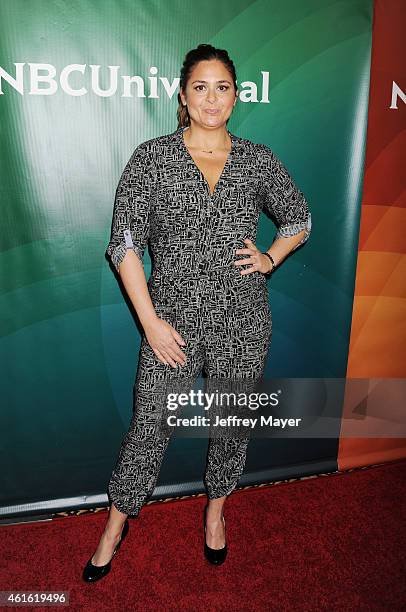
[180,59,237,129]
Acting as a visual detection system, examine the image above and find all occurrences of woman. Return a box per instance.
[83,43,311,582]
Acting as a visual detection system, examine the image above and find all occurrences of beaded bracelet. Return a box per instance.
[262,251,276,274]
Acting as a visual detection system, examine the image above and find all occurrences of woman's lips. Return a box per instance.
[205,109,220,114]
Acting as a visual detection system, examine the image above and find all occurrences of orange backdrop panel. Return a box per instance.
[339,0,406,469]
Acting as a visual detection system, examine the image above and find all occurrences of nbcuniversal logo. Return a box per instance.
[0,63,272,102]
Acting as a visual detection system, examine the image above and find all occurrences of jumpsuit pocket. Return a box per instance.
[147,276,176,325]
[228,273,272,335]
[152,298,176,325]
[230,300,271,332]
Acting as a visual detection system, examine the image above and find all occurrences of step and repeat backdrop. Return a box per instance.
[2,0,402,516]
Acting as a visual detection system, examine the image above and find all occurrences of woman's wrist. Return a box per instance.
[140,312,160,331]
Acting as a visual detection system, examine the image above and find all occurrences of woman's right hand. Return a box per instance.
[143,316,187,368]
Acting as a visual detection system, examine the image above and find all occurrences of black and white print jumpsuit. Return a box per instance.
[105,125,311,516]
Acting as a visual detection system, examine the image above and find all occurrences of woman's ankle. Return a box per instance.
[104,516,126,538]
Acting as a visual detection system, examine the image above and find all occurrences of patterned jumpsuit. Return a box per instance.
[105,126,311,516]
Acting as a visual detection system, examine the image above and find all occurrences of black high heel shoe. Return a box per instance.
[203,505,227,566]
[82,519,129,583]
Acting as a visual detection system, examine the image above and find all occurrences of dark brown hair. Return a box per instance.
[177,44,238,128]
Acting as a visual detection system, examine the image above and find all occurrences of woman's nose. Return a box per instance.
[206,89,217,102]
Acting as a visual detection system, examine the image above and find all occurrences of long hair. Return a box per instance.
[176,44,238,129]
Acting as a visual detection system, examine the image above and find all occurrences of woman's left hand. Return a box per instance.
[235,238,273,275]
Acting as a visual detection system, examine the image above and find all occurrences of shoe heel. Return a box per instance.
[203,505,227,566]
[82,518,129,583]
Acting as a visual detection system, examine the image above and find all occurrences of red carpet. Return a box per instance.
[1,460,405,611]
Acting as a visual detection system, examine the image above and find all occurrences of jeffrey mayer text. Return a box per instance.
[213,415,302,428]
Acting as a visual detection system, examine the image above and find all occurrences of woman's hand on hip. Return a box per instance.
[235,238,273,275]
[143,316,187,368]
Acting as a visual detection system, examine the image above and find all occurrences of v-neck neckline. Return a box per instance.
[179,126,234,197]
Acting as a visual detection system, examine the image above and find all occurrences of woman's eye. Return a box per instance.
[194,85,230,92]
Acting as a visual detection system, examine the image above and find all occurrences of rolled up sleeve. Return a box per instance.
[105,144,154,273]
[260,145,311,251]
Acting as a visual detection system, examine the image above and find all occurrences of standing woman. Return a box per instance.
[83,43,311,582]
